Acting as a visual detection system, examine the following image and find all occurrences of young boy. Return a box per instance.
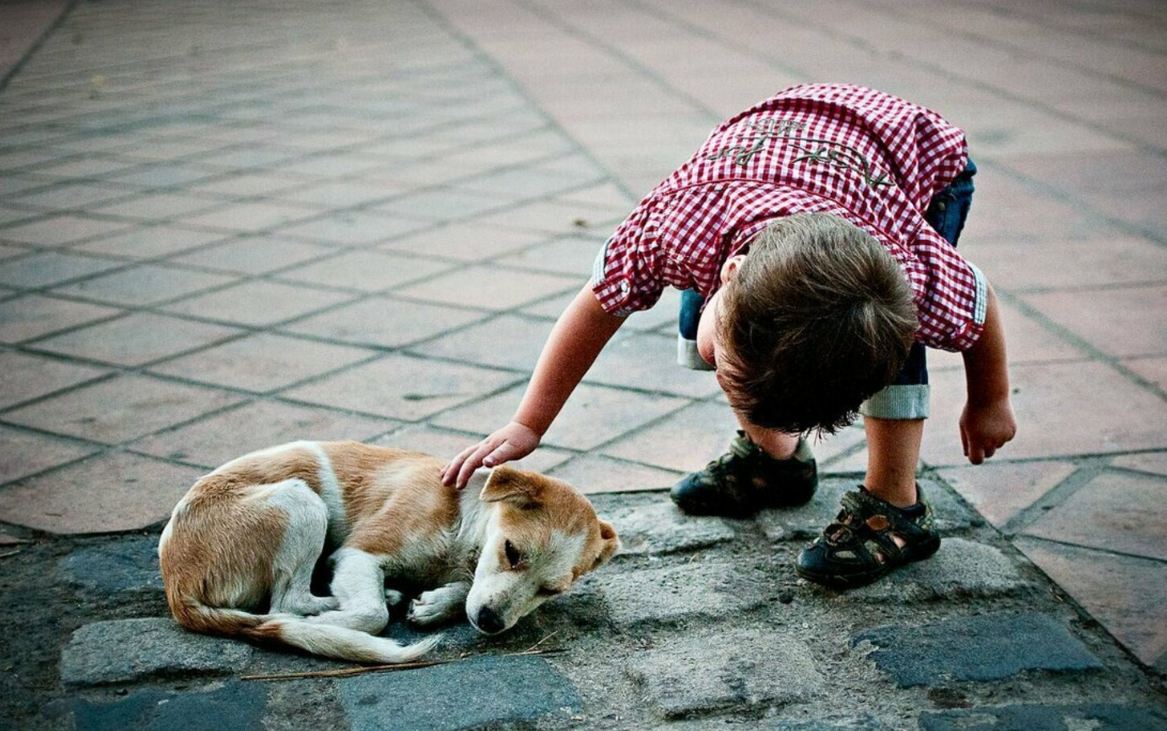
[443,83,1016,588]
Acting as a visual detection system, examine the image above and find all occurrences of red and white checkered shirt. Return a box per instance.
[591,83,987,351]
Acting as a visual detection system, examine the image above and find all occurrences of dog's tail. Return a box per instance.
[171,602,440,664]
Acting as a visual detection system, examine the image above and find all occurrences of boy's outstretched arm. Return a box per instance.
[442,284,626,488]
[960,283,1017,464]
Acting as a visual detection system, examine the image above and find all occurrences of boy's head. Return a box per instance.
[696,213,917,434]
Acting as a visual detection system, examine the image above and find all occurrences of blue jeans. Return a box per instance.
[677,159,977,421]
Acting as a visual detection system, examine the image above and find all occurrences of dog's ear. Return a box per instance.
[595,520,620,566]
[480,466,544,508]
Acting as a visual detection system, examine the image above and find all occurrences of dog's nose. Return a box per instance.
[475,606,505,634]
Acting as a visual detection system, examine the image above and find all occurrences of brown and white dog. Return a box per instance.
[158,440,619,664]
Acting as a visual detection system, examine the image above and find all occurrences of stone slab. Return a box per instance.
[67,680,266,731]
[599,560,769,628]
[919,703,1167,731]
[339,655,579,731]
[845,538,1031,603]
[627,625,823,719]
[58,535,163,598]
[759,479,975,541]
[605,500,737,555]
[60,618,251,687]
[852,612,1103,688]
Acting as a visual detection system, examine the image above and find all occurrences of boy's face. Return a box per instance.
[695,255,746,369]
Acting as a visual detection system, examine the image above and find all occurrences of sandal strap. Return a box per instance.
[818,486,933,564]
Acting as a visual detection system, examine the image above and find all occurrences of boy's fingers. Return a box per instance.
[483,441,516,467]
[442,445,478,486]
[457,441,498,489]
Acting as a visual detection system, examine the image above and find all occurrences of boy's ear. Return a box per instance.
[480,466,543,508]
[720,254,747,284]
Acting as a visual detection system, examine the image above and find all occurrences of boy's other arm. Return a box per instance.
[442,284,627,488]
[959,283,1017,464]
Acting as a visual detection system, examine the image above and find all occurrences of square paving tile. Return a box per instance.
[937,460,1079,529]
[284,296,486,349]
[89,192,227,220]
[475,200,618,236]
[395,265,579,311]
[0,214,134,246]
[277,250,453,293]
[433,382,688,451]
[275,210,432,246]
[547,454,682,494]
[922,360,1167,465]
[1017,537,1166,668]
[1122,356,1167,391]
[188,172,312,198]
[970,236,1167,291]
[600,400,741,474]
[584,331,723,399]
[7,181,140,211]
[410,314,553,370]
[0,425,98,485]
[150,332,376,393]
[0,251,124,289]
[496,235,604,277]
[1020,284,1167,359]
[3,373,242,444]
[0,351,110,410]
[177,201,317,233]
[163,280,353,327]
[168,236,331,275]
[372,189,510,222]
[0,451,204,534]
[132,399,395,468]
[71,225,229,259]
[51,264,238,306]
[31,312,243,366]
[377,222,545,262]
[283,353,521,421]
[0,295,121,343]
[272,180,404,209]
[1022,470,1166,561]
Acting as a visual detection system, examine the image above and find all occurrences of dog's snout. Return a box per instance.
[475,606,505,634]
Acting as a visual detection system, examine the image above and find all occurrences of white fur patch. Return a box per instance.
[306,441,348,546]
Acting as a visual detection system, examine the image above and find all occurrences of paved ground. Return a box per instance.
[0,0,1164,729]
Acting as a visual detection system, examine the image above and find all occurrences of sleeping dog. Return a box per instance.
[159,440,619,663]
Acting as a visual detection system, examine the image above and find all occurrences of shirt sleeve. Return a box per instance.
[590,202,665,316]
[912,230,987,351]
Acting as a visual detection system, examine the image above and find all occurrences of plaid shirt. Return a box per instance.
[591,83,987,351]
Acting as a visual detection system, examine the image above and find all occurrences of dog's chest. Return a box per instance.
[378,530,468,587]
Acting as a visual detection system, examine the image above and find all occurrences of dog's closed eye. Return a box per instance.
[537,585,564,597]
[504,539,524,570]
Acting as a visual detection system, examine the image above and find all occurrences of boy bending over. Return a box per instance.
[444,83,1016,588]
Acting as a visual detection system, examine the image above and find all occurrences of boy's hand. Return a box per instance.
[959,398,1016,464]
[442,421,542,489]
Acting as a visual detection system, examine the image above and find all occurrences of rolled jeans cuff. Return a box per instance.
[860,384,931,420]
[677,335,715,371]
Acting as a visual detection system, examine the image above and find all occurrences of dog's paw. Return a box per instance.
[384,589,406,607]
[407,589,460,627]
[306,596,340,614]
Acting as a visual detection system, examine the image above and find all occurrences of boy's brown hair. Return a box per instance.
[718,213,917,434]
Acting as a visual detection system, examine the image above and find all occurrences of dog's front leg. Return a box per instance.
[408,581,471,627]
[304,548,389,634]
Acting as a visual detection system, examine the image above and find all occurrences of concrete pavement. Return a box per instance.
[0,0,1164,728]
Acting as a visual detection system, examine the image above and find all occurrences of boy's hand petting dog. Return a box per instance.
[443,421,541,489]
[959,398,1017,464]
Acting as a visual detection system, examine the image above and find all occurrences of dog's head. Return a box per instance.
[465,466,619,635]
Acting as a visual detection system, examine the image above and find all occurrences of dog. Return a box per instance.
[158,440,619,664]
